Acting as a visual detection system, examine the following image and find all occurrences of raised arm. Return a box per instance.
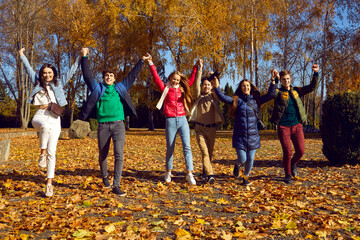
[212,78,234,105]
[260,82,277,104]
[146,54,166,92]
[80,48,98,91]
[59,56,80,86]
[297,64,319,97]
[193,59,203,98]
[260,69,278,104]
[18,47,38,85]
[120,53,150,91]
[187,63,199,87]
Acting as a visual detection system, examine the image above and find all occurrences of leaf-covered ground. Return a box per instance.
[0,129,359,240]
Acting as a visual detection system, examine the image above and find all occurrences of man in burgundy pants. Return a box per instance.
[270,65,319,183]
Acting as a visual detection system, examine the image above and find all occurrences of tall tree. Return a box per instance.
[0,0,48,129]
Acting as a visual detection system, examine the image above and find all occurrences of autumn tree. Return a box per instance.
[0,0,49,129]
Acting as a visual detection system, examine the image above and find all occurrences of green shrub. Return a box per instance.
[321,91,360,165]
[89,118,98,131]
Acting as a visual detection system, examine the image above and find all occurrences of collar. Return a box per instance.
[279,85,293,92]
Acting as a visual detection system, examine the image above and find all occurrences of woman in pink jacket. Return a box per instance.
[146,54,199,185]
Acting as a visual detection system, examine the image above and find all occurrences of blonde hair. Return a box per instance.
[168,71,193,111]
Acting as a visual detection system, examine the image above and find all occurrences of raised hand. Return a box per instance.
[211,77,219,88]
[81,48,89,57]
[312,64,319,73]
[142,53,152,61]
[271,69,279,80]
[19,47,25,56]
[197,59,203,69]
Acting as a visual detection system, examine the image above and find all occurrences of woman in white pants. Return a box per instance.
[19,47,79,197]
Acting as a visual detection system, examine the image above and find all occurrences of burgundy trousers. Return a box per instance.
[277,123,305,176]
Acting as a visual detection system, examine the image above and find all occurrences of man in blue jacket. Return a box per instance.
[80,48,150,196]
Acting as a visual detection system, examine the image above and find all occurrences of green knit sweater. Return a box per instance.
[97,83,124,123]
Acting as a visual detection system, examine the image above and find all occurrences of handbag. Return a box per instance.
[246,101,266,130]
[49,102,63,116]
[46,92,63,116]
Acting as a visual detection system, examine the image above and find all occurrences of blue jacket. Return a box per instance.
[79,57,144,120]
[214,82,276,150]
[20,55,80,107]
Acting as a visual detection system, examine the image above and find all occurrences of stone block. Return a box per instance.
[69,120,91,139]
[0,139,10,163]
[88,131,97,139]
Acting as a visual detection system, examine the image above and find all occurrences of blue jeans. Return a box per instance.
[97,120,125,187]
[165,116,193,171]
[235,148,256,177]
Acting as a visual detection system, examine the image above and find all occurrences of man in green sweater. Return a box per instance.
[80,48,150,195]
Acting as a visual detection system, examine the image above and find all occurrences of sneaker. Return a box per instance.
[291,164,298,177]
[164,172,172,183]
[186,173,196,185]
[112,187,126,196]
[45,184,53,197]
[284,175,292,184]
[233,163,240,178]
[207,176,215,185]
[201,168,207,181]
[38,154,47,168]
[102,177,111,188]
[242,177,250,186]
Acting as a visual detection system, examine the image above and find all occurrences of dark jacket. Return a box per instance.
[79,57,144,120]
[214,82,276,150]
[270,72,319,125]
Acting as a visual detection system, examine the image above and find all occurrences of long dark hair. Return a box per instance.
[230,79,261,117]
[37,63,58,92]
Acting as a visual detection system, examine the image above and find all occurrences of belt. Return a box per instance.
[196,122,217,128]
[99,120,123,125]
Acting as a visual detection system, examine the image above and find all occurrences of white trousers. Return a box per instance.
[32,109,61,179]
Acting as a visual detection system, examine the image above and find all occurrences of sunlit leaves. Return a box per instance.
[0,131,359,239]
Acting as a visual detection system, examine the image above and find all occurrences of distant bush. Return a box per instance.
[89,118,98,131]
[321,91,360,165]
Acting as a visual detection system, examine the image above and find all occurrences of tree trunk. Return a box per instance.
[125,116,130,130]
[147,76,154,131]
[243,41,246,79]
[319,7,330,127]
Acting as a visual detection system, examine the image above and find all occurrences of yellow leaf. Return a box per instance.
[73,229,93,238]
[216,198,230,205]
[104,224,116,233]
[82,200,92,207]
[221,230,232,240]
[4,179,11,188]
[196,219,205,224]
[19,234,30,240]
[285,221,297,230]
[271,219,282,230]
[114,221,125,226]
[338,219,349,225]
[315,230,327,238]
[174,228,192,239]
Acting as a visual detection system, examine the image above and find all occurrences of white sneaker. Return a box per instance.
[186,173,196,185]
[164,172,172,183]
[38,154,47,168]
[45,184,53,197]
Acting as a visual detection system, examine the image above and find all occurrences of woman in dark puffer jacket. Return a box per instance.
[213,71,277,185]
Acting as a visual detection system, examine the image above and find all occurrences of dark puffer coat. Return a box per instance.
[214,83,276,150]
